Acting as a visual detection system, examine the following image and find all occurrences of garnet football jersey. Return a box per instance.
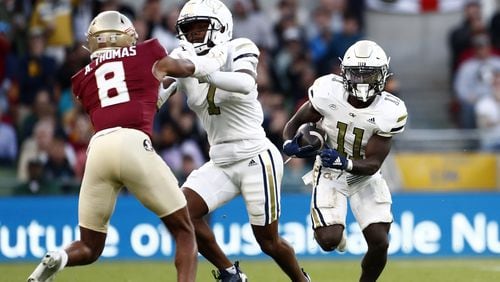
[71,39,167,137]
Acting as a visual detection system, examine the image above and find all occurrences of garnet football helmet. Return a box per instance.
[341,40,390,102]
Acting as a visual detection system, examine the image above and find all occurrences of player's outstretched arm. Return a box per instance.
[154,44,228,80]
[154,56,195,79]
[200,69,255,94]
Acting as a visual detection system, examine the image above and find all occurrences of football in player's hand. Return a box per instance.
[296,122,326,151]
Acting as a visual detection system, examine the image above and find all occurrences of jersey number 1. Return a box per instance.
[206,85,220,115]
[95,61,130,108]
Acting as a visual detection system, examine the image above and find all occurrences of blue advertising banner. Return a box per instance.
[0,193,499,262]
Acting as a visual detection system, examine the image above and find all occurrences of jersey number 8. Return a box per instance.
[95,61,131,108]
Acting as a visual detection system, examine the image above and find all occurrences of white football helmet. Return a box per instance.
[341,40,390,102]
[176,0,233,54]
[86,11,138,58]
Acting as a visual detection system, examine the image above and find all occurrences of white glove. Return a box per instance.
[157,78,178,109]
[190,43,228,78]
[169,47,182,59]
[170,41,196,59]
[178,40,196,56]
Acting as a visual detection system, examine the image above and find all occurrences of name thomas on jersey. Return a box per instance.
[84,46,137,75]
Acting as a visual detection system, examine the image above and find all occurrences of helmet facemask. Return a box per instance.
[343,66,388,102]
[176,17,224,54]
[341,40,390,102]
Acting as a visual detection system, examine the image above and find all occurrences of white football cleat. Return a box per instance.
[27,251,62,282]
[302,268,312,281]
[212,261,248,282]
[337,232,347,253]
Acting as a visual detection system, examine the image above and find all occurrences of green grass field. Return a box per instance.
[3,259,500,282]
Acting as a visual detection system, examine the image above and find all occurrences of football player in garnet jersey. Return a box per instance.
[27,10,228,282]
[283,40,408,282]
[157,0,310,281]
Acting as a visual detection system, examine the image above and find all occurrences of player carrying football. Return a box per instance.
[157,0,310,281]
[283,40,408,282]
[27,10,228,282]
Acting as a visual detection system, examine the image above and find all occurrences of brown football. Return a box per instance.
[296,122,326,151]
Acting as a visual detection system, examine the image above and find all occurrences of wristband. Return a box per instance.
[346,159,353,171]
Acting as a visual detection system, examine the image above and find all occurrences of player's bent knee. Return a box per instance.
[314,229,343,252]
[80,247,102,265]
[182,187,209,219]
[254,234,282,255]
[161,207,195,234]
[89,252,102,264]
[368,238,389,253]
[316,239,337,252]
[254,237,274,254]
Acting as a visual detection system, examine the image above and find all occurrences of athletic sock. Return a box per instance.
[225,265,237,274]
[59,250,69,270]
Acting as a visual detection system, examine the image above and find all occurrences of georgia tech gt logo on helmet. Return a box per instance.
[86,11,138,58]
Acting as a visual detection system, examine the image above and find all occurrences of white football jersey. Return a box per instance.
[177,38,269,165]
[309,74,408,186]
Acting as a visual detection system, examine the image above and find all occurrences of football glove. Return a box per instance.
[179,40,196,55]
[157,78,177,109]
[283,133,318,158]
[189,44,228,78]
[320,148,353,171]
[170,41,196,59]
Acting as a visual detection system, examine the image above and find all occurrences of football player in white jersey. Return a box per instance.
[283,40,407,282]
[158,0,310,281]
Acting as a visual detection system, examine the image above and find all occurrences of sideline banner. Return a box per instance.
[1,193,499,261]
[395,153,497,190]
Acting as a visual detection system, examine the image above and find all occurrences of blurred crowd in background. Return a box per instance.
[0,0,500,195]
[449,1,500,149]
